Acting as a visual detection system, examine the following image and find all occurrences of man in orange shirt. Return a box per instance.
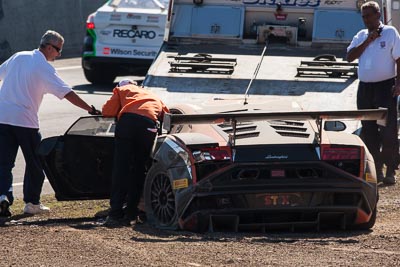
[102,79,169,226]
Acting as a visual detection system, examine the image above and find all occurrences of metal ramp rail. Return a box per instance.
[168,54,237,74]
[296,54,358,78]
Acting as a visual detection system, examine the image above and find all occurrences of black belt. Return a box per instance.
[359,77,395,86]
[120,113,159,128]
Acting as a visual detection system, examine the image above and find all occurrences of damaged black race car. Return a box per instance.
[38,100,386,232]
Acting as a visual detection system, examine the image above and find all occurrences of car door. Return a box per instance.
[38,116,116,201]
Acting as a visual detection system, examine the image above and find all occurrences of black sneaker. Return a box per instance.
[383,175,396,185]
[383,167,397,185]
[0,195,11,217]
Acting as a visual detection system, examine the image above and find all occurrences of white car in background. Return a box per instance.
[82,0,169,84]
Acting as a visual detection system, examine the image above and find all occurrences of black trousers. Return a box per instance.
[0,123,45,205]
[109,113,157,219]
[357,78,399,172]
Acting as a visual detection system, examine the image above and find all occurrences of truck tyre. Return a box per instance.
[83,67,116,85]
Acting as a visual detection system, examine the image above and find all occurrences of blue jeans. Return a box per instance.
[0,123,45,205]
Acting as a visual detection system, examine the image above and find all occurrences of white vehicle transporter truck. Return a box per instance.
[143,0,370,95]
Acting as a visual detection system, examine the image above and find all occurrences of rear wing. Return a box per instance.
[163,108,387,145]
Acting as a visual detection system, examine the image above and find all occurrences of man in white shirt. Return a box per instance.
[347,1,400,185]
[0,30,100,217]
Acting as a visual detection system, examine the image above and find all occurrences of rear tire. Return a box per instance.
[144,164,178,230]
[83,67,116,85]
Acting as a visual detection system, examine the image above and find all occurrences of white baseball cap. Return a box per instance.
[118,79,135,87]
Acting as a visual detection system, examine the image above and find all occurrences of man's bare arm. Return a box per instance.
[64,91,92,112]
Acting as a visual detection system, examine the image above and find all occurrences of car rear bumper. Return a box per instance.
[82,56,153,71]
[177,162,377,232]
[180,206,369,232]
[179,186,376,232]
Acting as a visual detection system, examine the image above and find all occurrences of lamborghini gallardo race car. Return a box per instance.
[38,100,386,232]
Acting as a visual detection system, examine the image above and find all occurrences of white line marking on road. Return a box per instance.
[56,66,81,71]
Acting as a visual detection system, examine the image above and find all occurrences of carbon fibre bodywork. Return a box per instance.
[38,103,386,231]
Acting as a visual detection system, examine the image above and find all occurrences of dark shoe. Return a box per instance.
[0,195,11,217]
[101,216,130,227]
[383,175,396,185]
[383,167,397,185]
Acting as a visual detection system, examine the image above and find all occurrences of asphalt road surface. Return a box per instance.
[9,51,360,199]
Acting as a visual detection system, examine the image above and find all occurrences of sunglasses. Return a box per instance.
[46,43,62,53]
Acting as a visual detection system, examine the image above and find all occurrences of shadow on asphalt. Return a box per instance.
[0,208,109,228]
[73,79,145,94]
[73,77,357,96]
[143,76,356,96]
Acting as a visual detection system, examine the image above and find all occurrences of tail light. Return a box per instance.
[321,144,364,178]
[86,13,95,29]
[321,145,361,160]
[192,146,231,163]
